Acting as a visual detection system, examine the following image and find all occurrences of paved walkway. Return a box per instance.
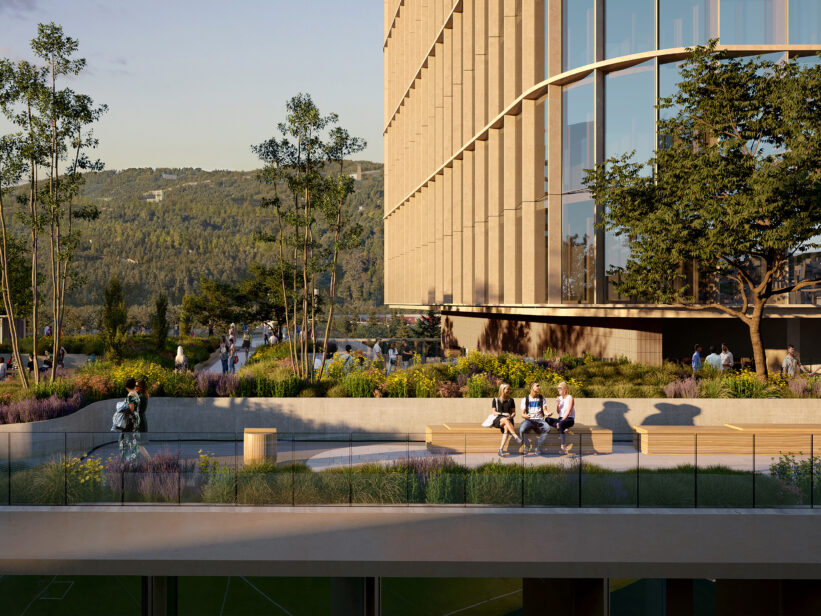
[203,335,264,375]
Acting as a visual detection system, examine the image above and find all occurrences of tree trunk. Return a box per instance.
[748,302,767,379]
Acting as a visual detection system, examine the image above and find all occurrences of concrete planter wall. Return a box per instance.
[1,396,820,458]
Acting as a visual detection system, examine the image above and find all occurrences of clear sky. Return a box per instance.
[0,0,384,170]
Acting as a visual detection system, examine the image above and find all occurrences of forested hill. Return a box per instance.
[60,163,384,308]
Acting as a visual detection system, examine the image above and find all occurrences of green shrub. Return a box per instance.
[698,378,731,399]
[326,383,348,397]
[342,370,379,398]
[464,373,493,398]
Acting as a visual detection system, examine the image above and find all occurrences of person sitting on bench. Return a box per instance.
[547,381,575,455]
[518,381,549,454]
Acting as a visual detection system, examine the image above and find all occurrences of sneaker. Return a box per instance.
[498,449,506,457]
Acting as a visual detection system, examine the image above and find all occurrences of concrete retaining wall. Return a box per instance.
[1,396,820,458]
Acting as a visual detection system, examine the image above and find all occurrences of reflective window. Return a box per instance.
[562,194,595,303]
[659,0,718,48]
[720,0,786,45]
[562,75,594,192]
[563,0,595,71]
[794,54,821,67]
[604,61,654,300]
[790,0,821,44]
[605,0,654,59]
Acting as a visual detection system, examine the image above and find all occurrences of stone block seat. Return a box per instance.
[723,424,821,455]
[426,422,613,455]
[633,425,754,455]
[243,428,277,465]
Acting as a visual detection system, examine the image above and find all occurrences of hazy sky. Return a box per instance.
[0,0,384,170]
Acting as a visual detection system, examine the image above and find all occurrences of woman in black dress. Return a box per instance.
[490,383,522,457]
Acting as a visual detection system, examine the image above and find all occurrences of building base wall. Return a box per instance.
[444,312,820,368]
[444,312,663,365]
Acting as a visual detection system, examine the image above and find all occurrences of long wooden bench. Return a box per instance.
[426,422,613,455]
[632,424,821,455]
[723,424,821,455]
[633,426,752,455]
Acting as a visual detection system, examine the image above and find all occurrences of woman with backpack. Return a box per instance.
[118,378,141,461]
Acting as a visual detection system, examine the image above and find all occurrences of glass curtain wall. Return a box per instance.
[562,76,595,303]
[605,0,654,59]
[604,61,655,301]
[720,0,786,45]
[659,0,718,48]
[790,0,821,44]
[563,0,595,71]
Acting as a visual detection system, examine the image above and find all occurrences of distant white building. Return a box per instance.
[162,173,178,180]
[143,190,163,202]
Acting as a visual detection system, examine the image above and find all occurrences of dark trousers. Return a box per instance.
[546,417,575,445]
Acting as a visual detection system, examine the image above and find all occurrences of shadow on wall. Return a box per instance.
[442,316,460,351]
[535,323,601,358]
[595,401,631,436]
[477,318,532,355]
[642,402,701,426]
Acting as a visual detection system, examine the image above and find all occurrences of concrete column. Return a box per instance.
[522,0,545,90]
[716,579,821,616]
[665,579,694,616]
[443,26,453,159]
[443,165,453,302]
[474,139,488,304]
[463,0,475,142]
[546,83,562,304]
[331,577,381,616]
[462,148,475,304]
[503,0,522,103]
[521,98,546,304]
[453,10,463,153]
[487,128,504,304]
[523,578,607,616]
[503,113,522,304]
[475,0,488,129]
[452,158,463,304]
[487,0,503,118]
[435,172,444,303]
[435,39,444,168]
[141,576,177,616]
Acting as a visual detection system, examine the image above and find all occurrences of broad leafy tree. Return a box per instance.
[585,43,821,377]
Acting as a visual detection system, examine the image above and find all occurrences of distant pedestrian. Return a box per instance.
[373,339,382,360]
[263,324,270,345]
[57,346,66,369]
[691,344,702,374]
[0,357,6,381]
[387,344,398,375]
[704,346,722,371]
[242,331,251,360]
[720,343,734,371]
[228,342,237,373]
[782,345,802,378]
[119,378,141,462]
[219,337,229,374]
[175,345,188,372]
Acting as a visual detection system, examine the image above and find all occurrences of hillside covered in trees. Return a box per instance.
[28,163,384,311]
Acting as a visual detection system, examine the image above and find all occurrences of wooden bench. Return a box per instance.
[723,424,821,455]
[243,428,277,465]
[426,422,613,455]
[633,425,758,455]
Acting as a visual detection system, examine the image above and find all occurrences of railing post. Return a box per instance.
[636,433,640,508]
[234,431,239,506]
[578,434,582,508]
[812,434,815,509]
[752,433,756,508]
[694,434,698,508]
[7,433,10,506]
[349,433,353,506]
[64,432,68,506]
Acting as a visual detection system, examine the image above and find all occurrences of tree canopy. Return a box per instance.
[585,43,821,376]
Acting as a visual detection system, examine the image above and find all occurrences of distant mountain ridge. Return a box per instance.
[52,163,384,307]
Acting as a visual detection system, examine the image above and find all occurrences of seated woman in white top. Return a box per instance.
[545,381,575,455]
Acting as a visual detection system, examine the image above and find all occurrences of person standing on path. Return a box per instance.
[242,331,251,361]
[175,346,188,372]
[228,342,237,373]
[387,344,398,375]
[705,346,722,371]
[219,337,229,375]
[720,343,734,372]
[782,345,802,378]
[691,344,702,374]
[119,378,141,462]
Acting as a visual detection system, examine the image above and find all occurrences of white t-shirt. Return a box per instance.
[388,348,398,362]
[519,395,546,420]
[720,350,734,370]
[705,353,722,371]
[373,342,382,356]
[557,394,575,420]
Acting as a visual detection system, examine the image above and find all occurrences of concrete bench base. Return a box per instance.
[633,424,821,455]
[426,422,613,455]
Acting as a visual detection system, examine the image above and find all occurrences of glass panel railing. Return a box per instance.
[581,433,637,508]
[350,433,410,506]
[637,432,696,508]
[695,432,754,508]
[754,433,813,509]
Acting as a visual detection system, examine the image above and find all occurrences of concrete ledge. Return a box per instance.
[1,506,821,579]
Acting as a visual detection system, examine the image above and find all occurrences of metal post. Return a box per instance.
[752,433,756,508]
[7,433,11,506]
[64,432,68,506]
[636,433,640,507]
[578,434,583,508]
[694,434,698,508]
[349,434,353,506]
[234,431,239,506]
[812,434,815,509]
